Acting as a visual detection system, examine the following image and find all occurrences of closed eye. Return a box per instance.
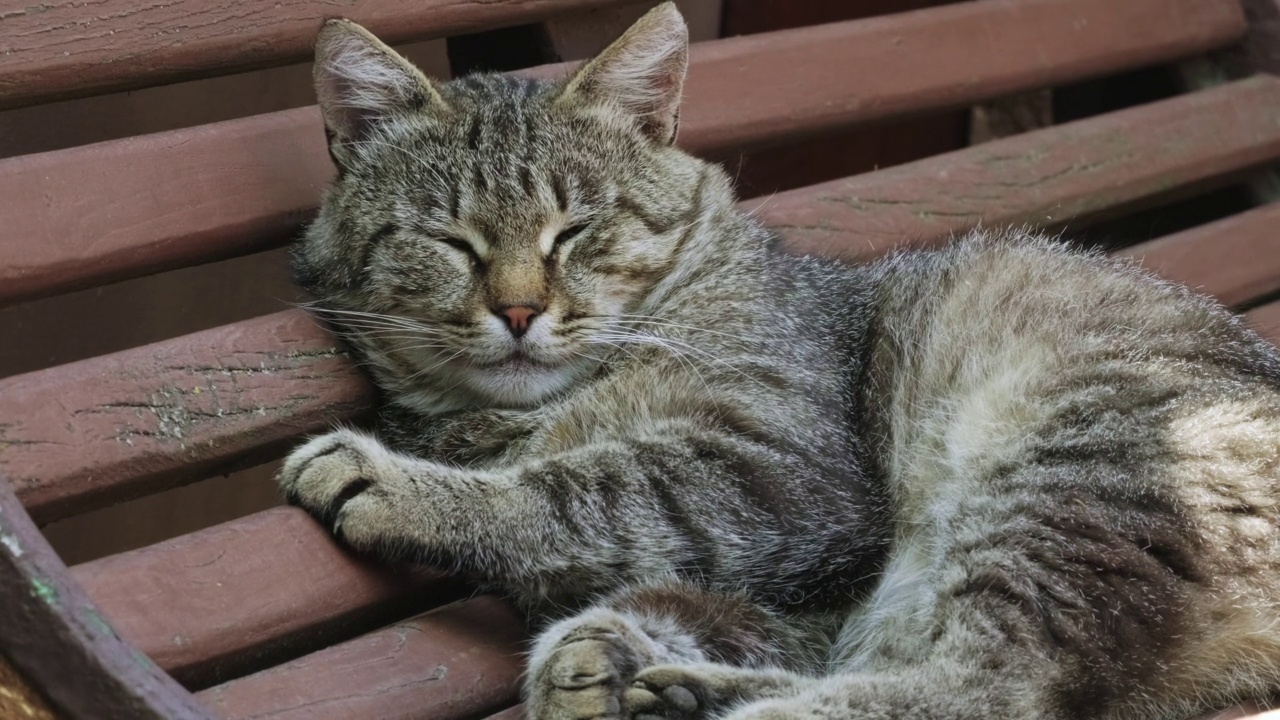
[551,224,589,254]
[436,236,482,264]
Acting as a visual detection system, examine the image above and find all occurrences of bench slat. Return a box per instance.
[1117,202,1280,307]
[193,597,526,720]
[4,310,371,523]
[7,79,1280,525]
[758,77,1280,260]
[0,0,631,110]
[0,0,1246,307]
[70,507,461,689]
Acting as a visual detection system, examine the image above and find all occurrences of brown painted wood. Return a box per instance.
[1118,202,1280,307]
[70,506,464,689]
[0,0,634,110]
[0,309,373,524]
[194,596,526,720]
[484,704,527,720]
[8,78,1280,525]
[758,78,1280,262]
[0,0,1247,308]
[1247,301,1280,339]
[0,478,212,718]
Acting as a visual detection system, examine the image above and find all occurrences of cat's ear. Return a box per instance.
[560,2,689,145]
[313,19,447,150]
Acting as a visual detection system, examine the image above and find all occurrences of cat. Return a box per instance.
[279,4,1280,719]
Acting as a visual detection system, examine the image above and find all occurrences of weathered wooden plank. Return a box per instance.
[7,78,1280,524]
[0,479,212,719]
[0,310,373,523]
[194,597,525,720]
[0,0,1247,307]
[70,506,461,689]
[1118,202,1280,307]
[0,0,633,110]
[759,77,1280,261]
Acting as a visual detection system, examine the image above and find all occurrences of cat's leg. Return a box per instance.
[278,422,879,600]
[526,582,822,720]
[701,462,1217,720]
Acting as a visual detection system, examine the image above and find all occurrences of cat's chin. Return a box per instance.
[461,358,585,408]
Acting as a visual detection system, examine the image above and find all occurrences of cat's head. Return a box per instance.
[295,3,727,412]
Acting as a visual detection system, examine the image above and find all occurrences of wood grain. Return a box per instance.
[7,78,1280,525]
[0,0,633,109]
[757,77,1280,261]
[70,507,464,689]
[0,0,1247,307]
[194,597,526,720]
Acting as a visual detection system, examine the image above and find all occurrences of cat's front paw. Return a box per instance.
[278,428,412,548]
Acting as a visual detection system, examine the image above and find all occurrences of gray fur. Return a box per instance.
[282,5,1280,719]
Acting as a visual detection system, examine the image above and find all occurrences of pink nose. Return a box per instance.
[497,305,539,338]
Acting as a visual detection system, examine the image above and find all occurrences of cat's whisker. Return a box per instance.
[740,190,779,220]
[588,332,724,410]
[609,315,748,342]
[305,306,445,332]
[403,348,470,382]
[593,328,759,386]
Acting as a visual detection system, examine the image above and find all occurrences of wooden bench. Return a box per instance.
[2,0,1280,717]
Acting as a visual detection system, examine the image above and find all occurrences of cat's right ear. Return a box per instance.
[313,19,447,164]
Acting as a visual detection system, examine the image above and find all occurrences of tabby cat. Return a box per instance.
[279,5,1280,719]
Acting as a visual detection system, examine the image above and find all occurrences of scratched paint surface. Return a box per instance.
[0,309,373,522]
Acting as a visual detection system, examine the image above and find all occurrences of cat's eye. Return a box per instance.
[436,236,481,264]
[551,224,588,254]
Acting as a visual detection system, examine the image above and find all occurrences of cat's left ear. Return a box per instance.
[559,2,689,145]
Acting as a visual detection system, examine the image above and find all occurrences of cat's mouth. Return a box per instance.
[476,348,560,371]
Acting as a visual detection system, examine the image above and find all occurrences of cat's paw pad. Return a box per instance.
[530,629,647,720]
[278,428,406,541]
[626,665,716,720]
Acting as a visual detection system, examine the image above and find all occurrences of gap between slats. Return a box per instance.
[0,0,1248,307]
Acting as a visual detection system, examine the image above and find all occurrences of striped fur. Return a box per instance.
[283,5,1280,719]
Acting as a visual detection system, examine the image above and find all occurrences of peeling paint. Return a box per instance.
[30,578,56,605]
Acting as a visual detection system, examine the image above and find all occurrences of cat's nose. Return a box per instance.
[495,304,541,338]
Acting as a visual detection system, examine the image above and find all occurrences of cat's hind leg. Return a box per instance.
[526,582,822,720]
